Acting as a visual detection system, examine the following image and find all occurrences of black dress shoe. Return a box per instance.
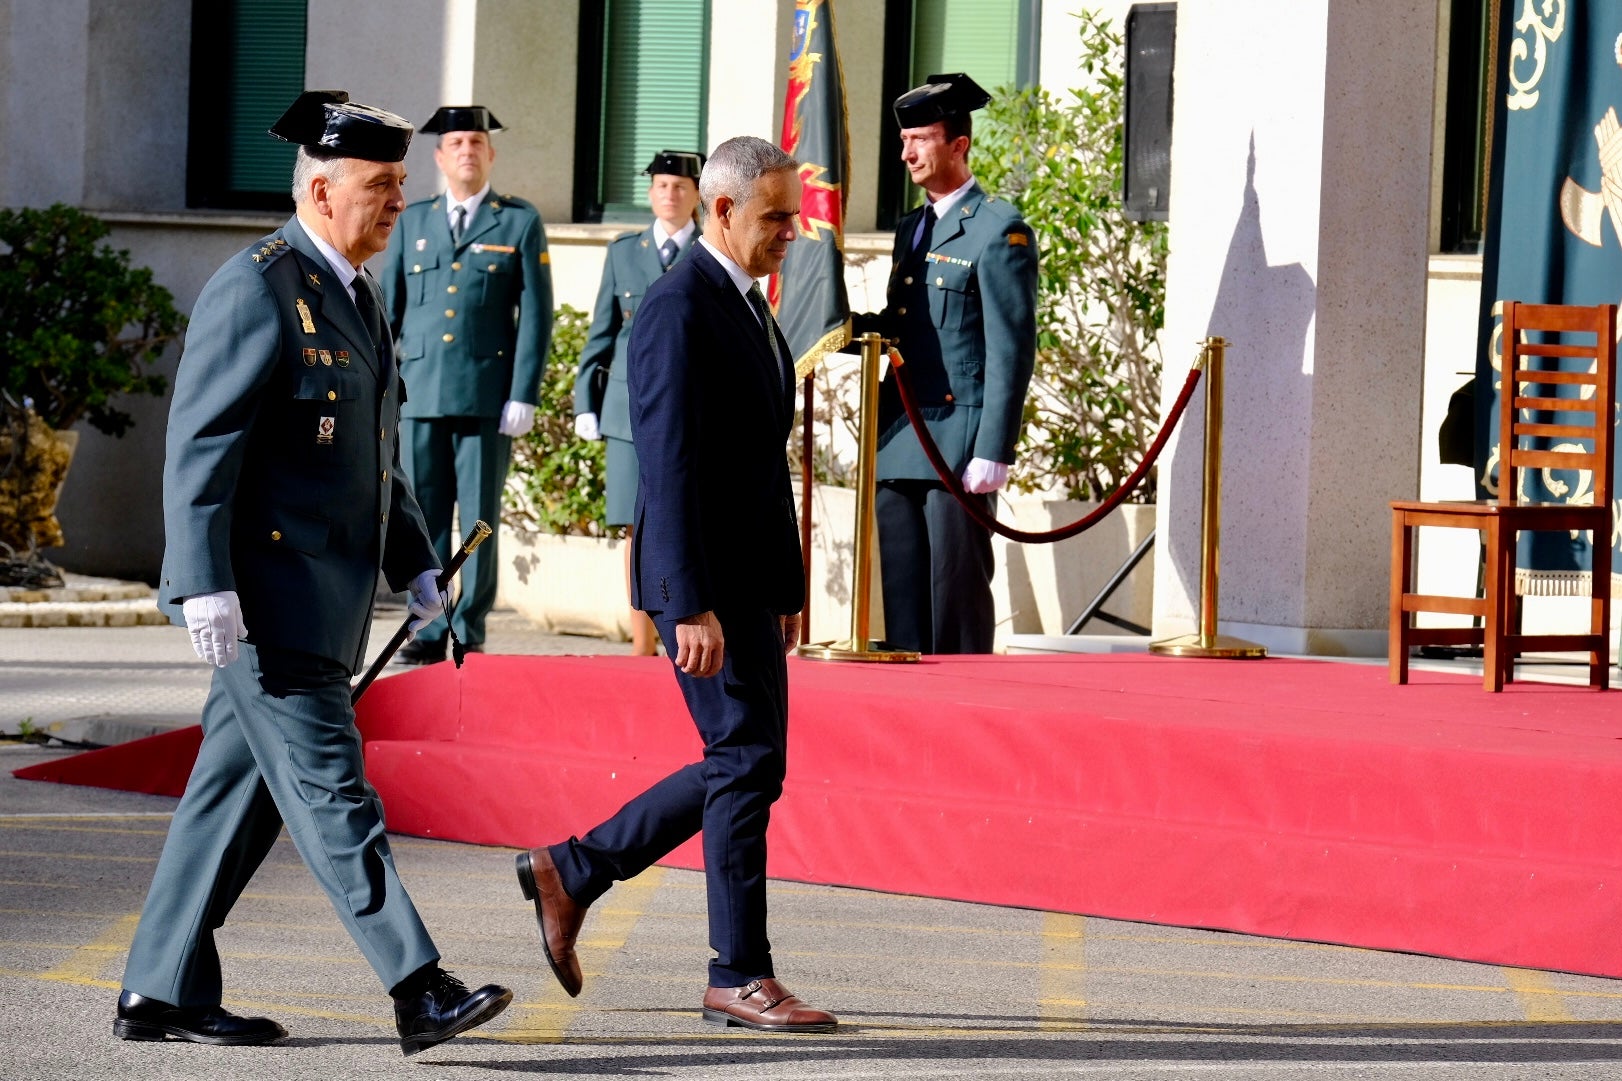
[393,968,512,1057]
[113,989,287,1045]
[394,638,447,666]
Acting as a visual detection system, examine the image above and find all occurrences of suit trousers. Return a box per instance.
[121,642,438,1006]
[548,606,789,987]
[401,416,510,647]
[875,479,997,654]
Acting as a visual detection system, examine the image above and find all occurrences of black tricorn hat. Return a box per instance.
[420,105,505,135]
[269,90,414,162]
[892,72,991,128]
[643,149,706,179]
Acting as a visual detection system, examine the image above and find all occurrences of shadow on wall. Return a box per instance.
[1166,132,1317,623]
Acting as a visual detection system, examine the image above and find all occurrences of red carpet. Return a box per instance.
[17,652,1622,978]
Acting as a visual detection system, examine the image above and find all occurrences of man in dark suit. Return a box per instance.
[857,73,1039,654]
[380,104,553,665]
[117,91,510,1058]
[516,136,836,1033]
[574,149,704,656]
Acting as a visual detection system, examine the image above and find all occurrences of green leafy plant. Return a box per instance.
[505,305,609,536]
[0,203,186,437]
[974,8,1168,501]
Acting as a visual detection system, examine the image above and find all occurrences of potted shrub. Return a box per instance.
[0,203,185,568]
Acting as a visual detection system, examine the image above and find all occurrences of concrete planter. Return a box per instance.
[498,489,1156,654]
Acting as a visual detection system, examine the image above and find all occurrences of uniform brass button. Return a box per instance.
[443,333,455,342]
[936,277,944,286]
[447,285,458,294]
[451,261,461,271]
[412,264,421,273]
[497,350,505,357]
[488,263,497,271]
[904,276,913,285]
[945,393,955,402]
[270,530,282,541]
[327,390,336,401]
[381,470,388,482]
[898,307,908,316]
[445,309,455,318]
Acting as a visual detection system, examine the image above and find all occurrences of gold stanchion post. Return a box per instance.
[800,332,919,662]
[1150,336,1267,659]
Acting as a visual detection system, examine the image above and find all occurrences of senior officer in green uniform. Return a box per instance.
[380,104,553,664]
[574,149,704,656]
[118,91,511,1058]
[855,73,1038,655]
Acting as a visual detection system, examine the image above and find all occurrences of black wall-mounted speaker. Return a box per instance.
[1123,3,1176,222]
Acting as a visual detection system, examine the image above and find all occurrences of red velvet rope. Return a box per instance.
[888,349,1204,544]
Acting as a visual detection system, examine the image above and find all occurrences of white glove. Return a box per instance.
[406,569,450,639]
[961,457,1009,495]
[182,590,248,668]
[498,400,536,437]
[574,412,601,441]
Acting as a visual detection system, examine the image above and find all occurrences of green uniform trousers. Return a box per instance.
[121,641,438,1006]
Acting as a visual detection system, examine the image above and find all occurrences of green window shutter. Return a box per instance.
[599,0,709,217]
[910,0,1020,90]
[226,0,308,194]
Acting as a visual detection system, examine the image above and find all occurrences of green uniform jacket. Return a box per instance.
[379,190,553,417]
[857,183,1039,480]
[158,218,437,674]
[574,225,693,441]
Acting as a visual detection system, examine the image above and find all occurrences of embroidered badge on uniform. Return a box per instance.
[316,417,335,445]
[1008,233,1029,247]
[296,298,317,334]
[307,272,321,287]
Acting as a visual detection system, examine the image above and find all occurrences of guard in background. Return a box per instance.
[855,73,1039,654]
[119,90,510,1057]
[380,104,553,664]
[573,149,704,656]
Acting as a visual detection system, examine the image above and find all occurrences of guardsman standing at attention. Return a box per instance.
[117,90,511,1057]
[380,104,553,665]
[573,149,704,656]
[855,73,1039,655]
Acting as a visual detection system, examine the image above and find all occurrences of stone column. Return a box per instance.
[1151,0,1437,656]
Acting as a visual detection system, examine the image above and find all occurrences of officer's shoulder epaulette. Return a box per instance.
[609,229,643,247]
[976,194,1024,226]
[243,234,295,273]
[405,195,442,212]
[491,192,539,213]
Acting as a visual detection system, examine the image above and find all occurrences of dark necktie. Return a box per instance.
[659,237,679,270]
[911,204,937,267]
[452,205,467,244]
[746,284,788,393]
[352,274,384,353]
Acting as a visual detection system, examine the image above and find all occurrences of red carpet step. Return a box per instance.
[17,652,1621,978]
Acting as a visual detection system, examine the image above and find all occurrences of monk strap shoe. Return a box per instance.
[701,978,837,1033]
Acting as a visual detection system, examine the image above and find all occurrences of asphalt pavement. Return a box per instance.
[3,604,1622,1078]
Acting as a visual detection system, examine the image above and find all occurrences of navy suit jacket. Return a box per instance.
[626,242,803,621]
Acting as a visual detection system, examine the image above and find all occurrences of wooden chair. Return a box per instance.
[1390,301,1616,691]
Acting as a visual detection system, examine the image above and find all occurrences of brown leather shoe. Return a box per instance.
[515,847,587,997]
[701,978,837,1033]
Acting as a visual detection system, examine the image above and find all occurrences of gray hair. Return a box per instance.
[698,136,798,217]
[290,148,351,204]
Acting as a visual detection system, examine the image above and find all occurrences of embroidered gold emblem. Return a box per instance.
[295,298,316,334]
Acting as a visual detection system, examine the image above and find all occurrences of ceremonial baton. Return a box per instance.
[350,519,493,705]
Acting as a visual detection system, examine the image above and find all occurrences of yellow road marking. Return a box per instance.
[0,850,152,863]
[39,912,138,986]
[1503,966,1573,1022]
[504,865,666,1045]
[0,822,169,836]
[1038,912,1087,1030]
